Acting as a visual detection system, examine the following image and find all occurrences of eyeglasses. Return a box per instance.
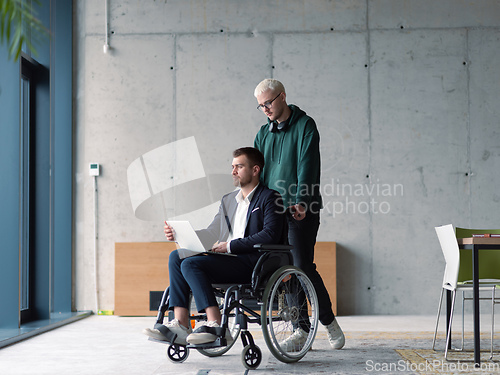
[257,92,281,111]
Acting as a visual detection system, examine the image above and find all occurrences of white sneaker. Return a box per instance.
[142,319,192,345]
[279,327,308,352]
[186,321,234,345]
[326,319,345,349]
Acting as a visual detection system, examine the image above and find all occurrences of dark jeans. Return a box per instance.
[287,211,335,326]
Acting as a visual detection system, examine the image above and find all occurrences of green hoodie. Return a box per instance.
[254,104,323,213]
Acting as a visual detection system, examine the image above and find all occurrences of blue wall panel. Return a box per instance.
[52,0,73,313]
[0,48,21,327]
[0,0,73,329]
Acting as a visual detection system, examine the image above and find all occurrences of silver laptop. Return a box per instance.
[167,220,236,259]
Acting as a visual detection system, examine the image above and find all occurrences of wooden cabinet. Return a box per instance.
[115,241,336,316]
[314,242,337,315]
[114,242,176,316]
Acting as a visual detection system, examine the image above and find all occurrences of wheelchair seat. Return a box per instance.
[212,244,293,296]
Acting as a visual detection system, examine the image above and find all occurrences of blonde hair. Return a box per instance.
[254,78,286,97]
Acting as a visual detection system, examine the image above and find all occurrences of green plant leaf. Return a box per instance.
[0,0,48,61]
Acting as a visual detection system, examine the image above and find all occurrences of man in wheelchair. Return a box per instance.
[143,147,287,346]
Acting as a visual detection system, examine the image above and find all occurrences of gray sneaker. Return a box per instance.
[186,321,234,345]
[279,327,308,352]
[142,319,192,345]
[326,319,345,349]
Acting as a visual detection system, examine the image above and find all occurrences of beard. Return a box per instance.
[233,175,252,188]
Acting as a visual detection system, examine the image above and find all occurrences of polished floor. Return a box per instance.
[0,314,499,374]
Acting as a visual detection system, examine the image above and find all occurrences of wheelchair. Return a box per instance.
[148,244,319,370]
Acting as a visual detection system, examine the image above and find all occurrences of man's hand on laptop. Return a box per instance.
[211,241,228,253]
[164,221,175,241]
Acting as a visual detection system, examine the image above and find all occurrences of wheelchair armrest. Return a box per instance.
[253,243,293,252]
[251,246,294,294]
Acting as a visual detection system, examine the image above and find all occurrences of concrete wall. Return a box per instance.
[74,0,500,315]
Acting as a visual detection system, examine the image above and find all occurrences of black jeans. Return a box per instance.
[287,211,335,326]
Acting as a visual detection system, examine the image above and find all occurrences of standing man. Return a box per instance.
[253,78,345,350]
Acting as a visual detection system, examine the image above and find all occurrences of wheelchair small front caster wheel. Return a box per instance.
[241,344,262,369]
[166,343,189,363]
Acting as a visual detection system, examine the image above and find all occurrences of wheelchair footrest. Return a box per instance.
[154,323,178,344]
[147,336,169,345]
[187,336,227,349]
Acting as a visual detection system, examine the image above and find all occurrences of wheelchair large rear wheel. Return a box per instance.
[261,266,319,363]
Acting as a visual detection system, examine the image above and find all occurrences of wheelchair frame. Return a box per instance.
[149,245,319,370]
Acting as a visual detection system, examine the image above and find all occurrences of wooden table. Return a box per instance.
[457,237,500,366]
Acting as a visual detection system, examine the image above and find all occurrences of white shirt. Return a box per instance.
[226,184,259,253]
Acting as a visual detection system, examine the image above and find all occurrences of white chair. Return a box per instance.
[432,224,500,360]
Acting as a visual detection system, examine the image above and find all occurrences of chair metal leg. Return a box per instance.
[434,285,499,360]
[445,290,457,360]
[461,290,465,351]
[432,288,445,350]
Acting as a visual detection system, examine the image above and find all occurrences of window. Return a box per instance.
[20,57,36,323]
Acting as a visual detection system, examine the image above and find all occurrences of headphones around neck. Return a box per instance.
[269,120,288,133]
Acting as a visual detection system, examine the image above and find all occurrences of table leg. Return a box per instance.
[473,244,480,367]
